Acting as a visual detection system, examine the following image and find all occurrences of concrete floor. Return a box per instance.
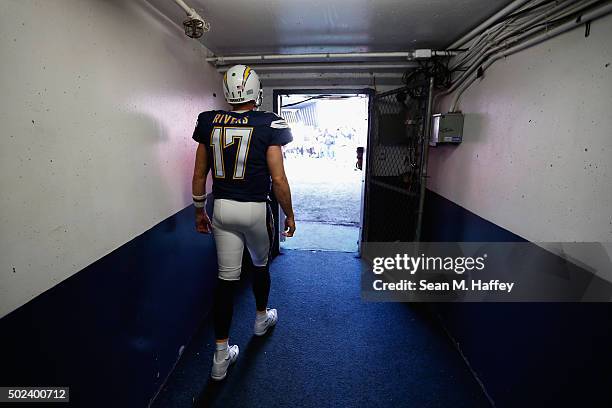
[284,157,363,226]
[282,156,363,252]
[281,221,359,252]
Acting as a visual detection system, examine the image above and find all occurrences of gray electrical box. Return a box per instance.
[430,113,464,145]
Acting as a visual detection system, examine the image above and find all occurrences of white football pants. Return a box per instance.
[212,199,273,281]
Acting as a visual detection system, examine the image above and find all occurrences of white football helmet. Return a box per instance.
[223,64,262,107]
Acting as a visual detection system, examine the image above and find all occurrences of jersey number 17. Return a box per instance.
[210,126,253,179]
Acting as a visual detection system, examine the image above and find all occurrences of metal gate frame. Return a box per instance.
[361,78,434,245]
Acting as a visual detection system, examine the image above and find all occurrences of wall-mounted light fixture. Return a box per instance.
[171,0,210,39]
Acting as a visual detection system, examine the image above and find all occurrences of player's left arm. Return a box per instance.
[192,143,212,233]
[266,113,295,236]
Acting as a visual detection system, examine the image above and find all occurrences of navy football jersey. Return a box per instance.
[192,110,293,202]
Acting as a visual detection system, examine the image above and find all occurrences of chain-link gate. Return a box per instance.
[362,84,431,242]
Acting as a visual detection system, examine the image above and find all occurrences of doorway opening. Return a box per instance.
[274,91,370,252]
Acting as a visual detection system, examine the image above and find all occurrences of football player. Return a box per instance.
[191,64,295,381]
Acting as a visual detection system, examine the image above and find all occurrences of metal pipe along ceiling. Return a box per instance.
[448,1,612,111]
[215,63,420,73]
[172,0,204,21]
[206,51,457,65]
[258,72,403,79]
[447,0,533,49]
[449,0,585,72]
[447,0,590,96]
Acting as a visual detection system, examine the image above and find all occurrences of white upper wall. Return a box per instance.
[0,0,225,317]
[428,13,612,243]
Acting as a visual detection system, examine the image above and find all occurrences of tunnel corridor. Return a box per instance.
[2,1,612,407]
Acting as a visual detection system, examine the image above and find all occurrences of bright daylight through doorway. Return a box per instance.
[278,93,369,252]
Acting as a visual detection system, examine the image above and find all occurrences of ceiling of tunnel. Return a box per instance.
[147,0,514,56]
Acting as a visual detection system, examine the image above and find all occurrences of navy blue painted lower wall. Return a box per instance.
[2,191,611,408]
[422,189,612,408]
[0,205,218,407]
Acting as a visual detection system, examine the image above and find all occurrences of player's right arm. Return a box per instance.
[191,111,214,233]
[266,145,295,237]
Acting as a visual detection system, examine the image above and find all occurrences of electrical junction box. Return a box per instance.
[414,49,432,59]
[430,113,464,145]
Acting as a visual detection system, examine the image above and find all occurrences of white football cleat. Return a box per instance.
[210,344,239,381]
[254,309,278,336]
